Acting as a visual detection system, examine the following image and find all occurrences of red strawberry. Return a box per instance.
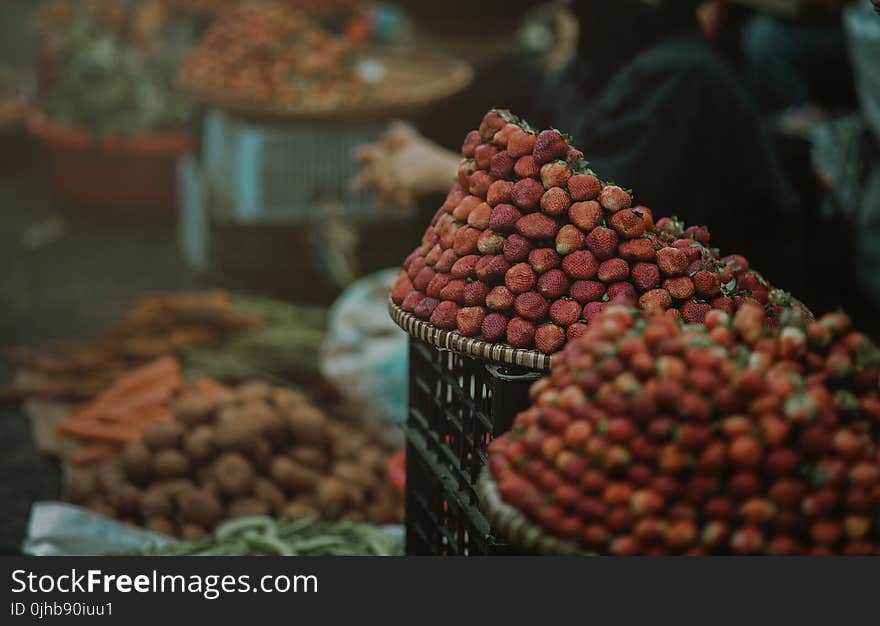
[618,238,656,262]
[597,258,630,283]
[413,266,435,292]
[439,279,466,303]
[487,180,514,206]
[540,161,572,189]
[492,123,521,148]
[507,317,537,347]
[664,276,695,300]
[656,247,688,276]
[556,224,586,255]
[537,269,570,300]
[582,301,606,322]
[430,300,460,329]
[561,250,600,280]
[441,185,467,213]
[516,213,560,239]
[569,280,606,303]
[489,204,521,232]
[489,150,515,179]
[456,306,485,336]
[474,143,498,170]
[633,205,654,230]
[451,254,479,278]
[463,281,489,307]
[528,248,561,273]
[468,170,494,197]
[413,296,439,320]
[482,312,509,342]
[467,202,492,229]
[733,302,765,344]
[567,322,589,340]
[507,129,537,158]
[479,110,506,140]
[533,130,568,164]
[536,324,566,354]
[391,280,414,305]
[451,195,481,220]
[710,296,735,314]
[503,234,533,262]
[639,289,672,311]
[511,178,546,210]
[458,159,475,189]
[505,262,537,294]
[568,200,603,232]
[486,286,515,311]
[514,155,540,178]
[477,229,505,255]
[402,249,420,270]
[550,298,582,326]
[585,226,619,260]
[424,243,443,266]
[609,209,646,239]
[567,174,601,201]
[692,270,721,298]
[475,255,510,284]
[723,254,750,273]
[426,273,452,298]
[515,292,549,321]
[680,300,711,324]
[599,185,631,212]
[540,187,571,216]
[607,282,637,302]
[461,130,481,158]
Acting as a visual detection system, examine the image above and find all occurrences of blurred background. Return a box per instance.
[0,0,878,554]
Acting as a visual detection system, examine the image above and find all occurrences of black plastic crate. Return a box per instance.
[404,337,544,555]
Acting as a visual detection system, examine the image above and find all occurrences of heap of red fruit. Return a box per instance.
[485,304,880,555]
[392,109,789,354]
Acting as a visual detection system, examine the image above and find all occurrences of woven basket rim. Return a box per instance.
[388,298,552,371]
[477,467,590,556]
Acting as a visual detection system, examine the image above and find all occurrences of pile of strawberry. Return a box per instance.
[486,304,880,554]
[392,110,785,354]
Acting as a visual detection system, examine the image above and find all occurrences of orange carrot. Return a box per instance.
[70,444,116,465]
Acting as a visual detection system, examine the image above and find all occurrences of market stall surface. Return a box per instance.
[0,142,203,553]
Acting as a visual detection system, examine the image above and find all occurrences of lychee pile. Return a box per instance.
[392,109,789,354]
[485,304,880,555]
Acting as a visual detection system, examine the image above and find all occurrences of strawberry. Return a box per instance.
[474,143,498,170]
[412,296,439,320]
[555,224,586,255]
[664,276,694,300]
[489,150,515,180]
[451,195,481,220]
[477,229,505,255]
[505,262,537,294]
[413,266,435,292]
[569,280,606,303]
[468,170,494,198]
[684,225,711,245]
[507,129,537,158]
[609,209,646,239]
[561,250,599,280]
[516,212,560,239]
[540,161,572,189]
[507,317,537,348]
[550,298,582,326]
[568,200,603,232]
[439,279,466,304]
[479,110,506,140]
[582,301,606,322]
[733,302,765,344]
[475,255,510,284]
[680,300,711,324]
[536,324,566,354]
[467,202,492,229]
[487,180,514,207]
[492,123,521,148]
[457,159,474,188]
[723,254,749,273]
[618,238,656,262]
[441,185,467,213]
[585,226,619,260]
[430,300,459,329]
[462,280,489,307]
[424,243,443,266]
[511,178,546,210]
[451,254,479,278]
[710,296,735,314]
[489,204,522,233]
[426,272,452,298]
[528,248,561,273]
[391,280,414,305]
[567,322,589,340]
[537,269,571,300]
[461,130,481,158]
[673,239,701,263]
[455,306,485,336]
[514,155,540,178]
[540,187,572,216]
[639,289,672,311]
[597,258,629,283]
[486,285,515,311]
[533,130,568,163]
[656,247,688,276]
[567,174,601,202]
[633,205,654,230]
[481,312,509,342]
[515,292,550,321]
[607,282,636,302]
[503,234,533,263]
[631,262,660,291]
[599,185,631,212]
[692,270,721,299]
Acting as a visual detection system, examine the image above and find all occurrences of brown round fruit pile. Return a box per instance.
[393,109,789,354]
[486,304,880,554]
[65,383,402,539]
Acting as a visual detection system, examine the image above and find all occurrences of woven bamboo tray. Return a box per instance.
[477,467,589,556]
[180,48,473,126]
[388,299,553,371]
